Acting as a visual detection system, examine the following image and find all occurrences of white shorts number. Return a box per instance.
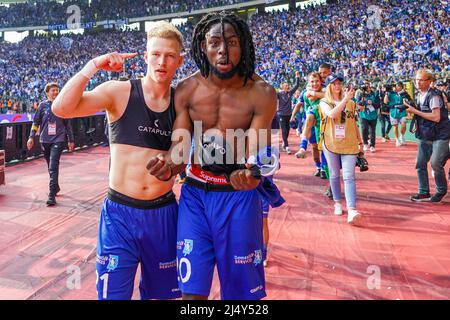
[178,257,192,283]
[96,271,109,299]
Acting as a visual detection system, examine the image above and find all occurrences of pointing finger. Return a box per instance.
[120,52,138,59]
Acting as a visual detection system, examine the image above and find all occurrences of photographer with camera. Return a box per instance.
[377,83,392,142]
[435,80,450,111]
[435,79,450,181]
[320,74,364,225]
[384,82,410,147]
[406,69,450,203]
[357,82,379,152]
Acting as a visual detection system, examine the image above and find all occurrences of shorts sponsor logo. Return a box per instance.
[106,255,119,272]
[254,249,262,266]
[250,284,263,294]
[234,252,255,265]
[234,249,263,265]
[159,259,177,270]
[183,239,193,256]
[96,255,108,265]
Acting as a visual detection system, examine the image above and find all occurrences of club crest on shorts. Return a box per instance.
[183,239,193,256]
[254,250,262,266]
[107,255,119,272]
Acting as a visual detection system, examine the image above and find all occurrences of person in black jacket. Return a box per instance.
[27,82,74,206]
[277,71,300,154]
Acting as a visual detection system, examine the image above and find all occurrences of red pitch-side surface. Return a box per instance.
[0,137,449,300]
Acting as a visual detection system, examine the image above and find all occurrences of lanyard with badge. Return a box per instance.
[335,110,346,139]
[366,101,375,113]
[47,103,57,136]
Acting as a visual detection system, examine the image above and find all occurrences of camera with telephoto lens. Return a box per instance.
[396,91,415,111]
[399,91,413,106]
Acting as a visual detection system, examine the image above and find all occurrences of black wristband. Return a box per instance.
[248,164,262,180]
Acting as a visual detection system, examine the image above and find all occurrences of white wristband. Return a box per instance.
[80,60,99,79]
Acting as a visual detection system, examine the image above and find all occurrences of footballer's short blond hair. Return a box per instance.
[146,21,183,49]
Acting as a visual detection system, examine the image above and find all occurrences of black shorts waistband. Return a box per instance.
[107,188,176,209]
[184,177,236,192]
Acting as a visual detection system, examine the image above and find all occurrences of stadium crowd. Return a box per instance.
[0,0,449,113]
[253,0,449,87]
[0,0,247,28]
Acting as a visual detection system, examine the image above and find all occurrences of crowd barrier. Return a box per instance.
[0,149,4,185]
[0,114,107,164]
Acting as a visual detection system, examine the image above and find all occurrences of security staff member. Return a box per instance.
[27,82,74,206]
[277,71,301,154]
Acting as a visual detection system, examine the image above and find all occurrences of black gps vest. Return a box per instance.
[109,79,175,151]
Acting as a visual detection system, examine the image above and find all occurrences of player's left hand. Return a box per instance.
[68,142,75,152]
[229,164,260,190]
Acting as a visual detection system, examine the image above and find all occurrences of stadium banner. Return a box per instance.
[0,112,105,124]
[48,21,96,31]
[0,114,34,124]
[103,18,129,28]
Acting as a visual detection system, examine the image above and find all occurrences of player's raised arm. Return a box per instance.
[52,52,137,118]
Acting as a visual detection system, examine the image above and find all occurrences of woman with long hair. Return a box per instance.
[319,74,364,225]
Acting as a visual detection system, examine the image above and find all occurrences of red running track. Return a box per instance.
[0,136,449,300]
